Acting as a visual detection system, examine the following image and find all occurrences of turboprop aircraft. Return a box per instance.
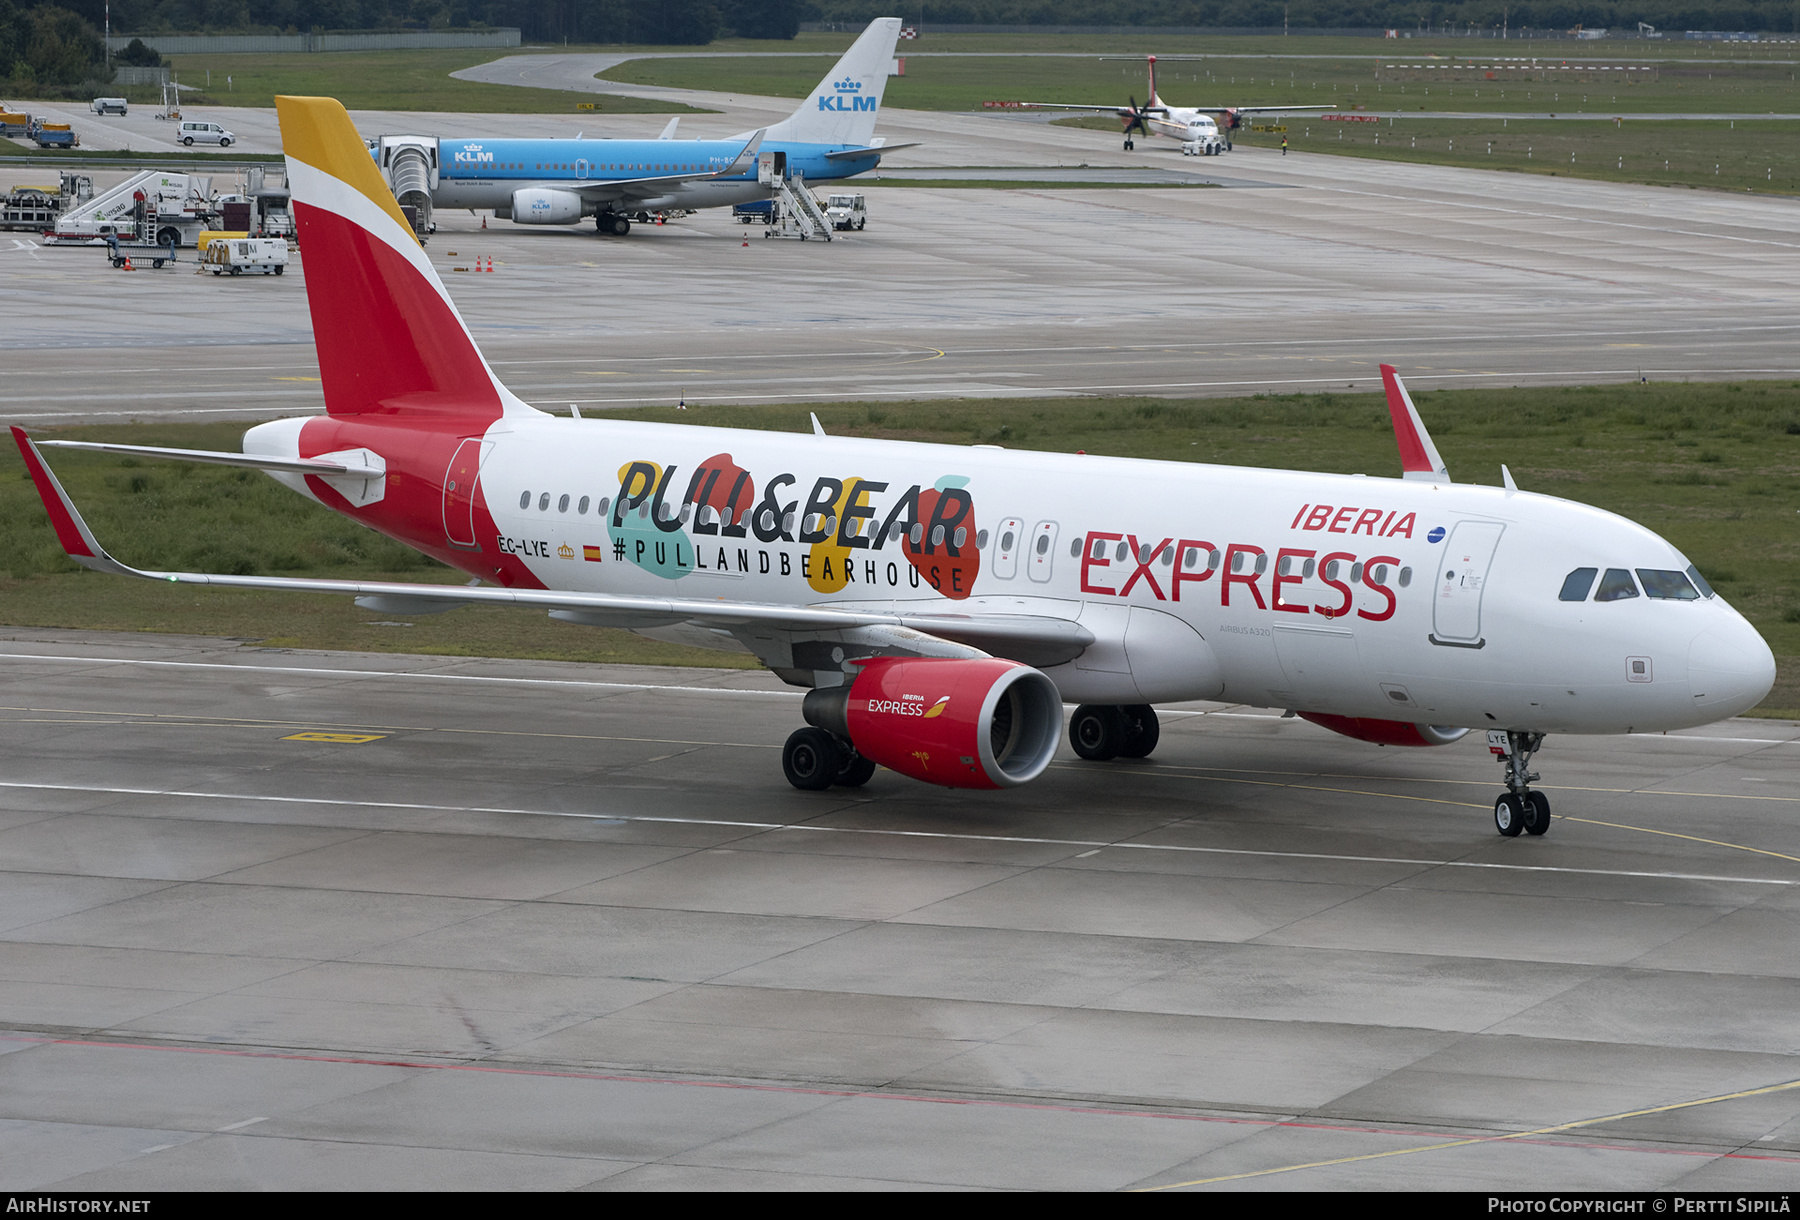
[14,95,1775,838]
[1023,55,1335,154]
[380,17,915,236]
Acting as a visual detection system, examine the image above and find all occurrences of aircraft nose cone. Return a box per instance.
[1688,619,1777,718]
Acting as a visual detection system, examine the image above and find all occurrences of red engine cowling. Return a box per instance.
[803,657,1063,789]
[1297,712,1469,747]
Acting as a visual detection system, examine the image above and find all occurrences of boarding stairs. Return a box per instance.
[767,170,832,241]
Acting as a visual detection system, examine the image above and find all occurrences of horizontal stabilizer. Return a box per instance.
[825,141,921,161]
[36,439,382,478]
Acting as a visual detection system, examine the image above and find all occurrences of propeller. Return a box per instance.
[1122,95,1153,140]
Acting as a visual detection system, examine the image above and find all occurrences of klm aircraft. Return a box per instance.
[394,18,907,236]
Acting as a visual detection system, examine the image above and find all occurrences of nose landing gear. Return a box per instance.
[1490,730,1550,837]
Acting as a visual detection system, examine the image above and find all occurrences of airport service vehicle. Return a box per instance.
[373,18,916,237]
[48,169,218,248]
[91,97,127,116]
[203,236,287,275]
[1,183,61,230]
[826,193,867,231]
[15,96,1776,837]
[28,120,77,149]
[178,119,234,147]
[1024,55,1333,153]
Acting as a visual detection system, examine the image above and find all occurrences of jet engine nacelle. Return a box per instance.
[803,657,1063,789]
[1298,712,1469,748]
[509,188,583,225]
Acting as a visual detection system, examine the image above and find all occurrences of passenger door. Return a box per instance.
[441,438,490,550]
[1432,520,1505,646]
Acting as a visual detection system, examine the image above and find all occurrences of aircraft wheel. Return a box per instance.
[1117,705,1160,759]
[835,749,877,788]
[1070,704,1126,762]
[783,727,840,791]
[1524,791,1552,836]
[1494,793,1526,838]
[1123,139,1134,151]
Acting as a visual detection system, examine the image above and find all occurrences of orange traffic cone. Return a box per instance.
[481,214,487,229]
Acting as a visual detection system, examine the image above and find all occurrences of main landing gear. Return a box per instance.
[782,727,875,791]
[1490,730,1551,838]
[597,213,630,236]
[1069,704,1159,762]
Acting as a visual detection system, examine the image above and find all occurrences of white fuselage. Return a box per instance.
[1148,109,1225,152]
[258,414,1774,733]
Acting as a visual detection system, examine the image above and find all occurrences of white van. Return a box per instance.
[825,193,866,231]
[91,97,127,116]
[178,120,234,147]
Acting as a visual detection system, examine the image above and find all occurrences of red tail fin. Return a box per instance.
[277,96,530,423]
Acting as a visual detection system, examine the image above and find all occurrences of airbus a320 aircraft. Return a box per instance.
[15,97,1775,838]
[382,17,913,236]
[1024,55,1335,155]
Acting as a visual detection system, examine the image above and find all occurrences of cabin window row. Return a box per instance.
[502,163,709,172]
[1558,565,1712,602]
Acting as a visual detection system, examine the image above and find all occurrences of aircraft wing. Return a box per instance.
[1199,104,1338,114]
[572,128,763,202]
[13,428,1092,668]
[1019,103,1167,116]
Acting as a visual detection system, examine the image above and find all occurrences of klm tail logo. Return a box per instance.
[820,76,876,112]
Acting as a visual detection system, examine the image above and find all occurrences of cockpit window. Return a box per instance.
[1686,564,1716,599]
[1559,567,1598,602]
[1638,569,1701,600]
[1594,568,1639,602]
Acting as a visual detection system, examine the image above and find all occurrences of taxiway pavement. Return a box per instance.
[0,629,1796,1190]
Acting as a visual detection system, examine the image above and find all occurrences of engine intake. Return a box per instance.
[1297,712,1468,747]
[804,657,1063,789]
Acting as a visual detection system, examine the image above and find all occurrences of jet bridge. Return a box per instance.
[374,135,437,237]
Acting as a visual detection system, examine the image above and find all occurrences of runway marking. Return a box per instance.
[6,1033,1796,1178]
[0,779,1789,887]
[1556,815,1800,866]
[281,731,387,744]
[1137,1075,1800,1190]
[0,652,796,698]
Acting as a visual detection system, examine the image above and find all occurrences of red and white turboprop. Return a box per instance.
[14,96,1775,837]
[1022,55,1335,154]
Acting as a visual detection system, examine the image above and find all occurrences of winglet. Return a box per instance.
[11,427,142,577]
[1379,364,1449,483]
[719,129,764,178]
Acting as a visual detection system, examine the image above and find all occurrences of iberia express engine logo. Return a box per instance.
[607,453,979,599]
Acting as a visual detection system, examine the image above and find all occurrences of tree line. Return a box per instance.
[4,0,1796,87]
